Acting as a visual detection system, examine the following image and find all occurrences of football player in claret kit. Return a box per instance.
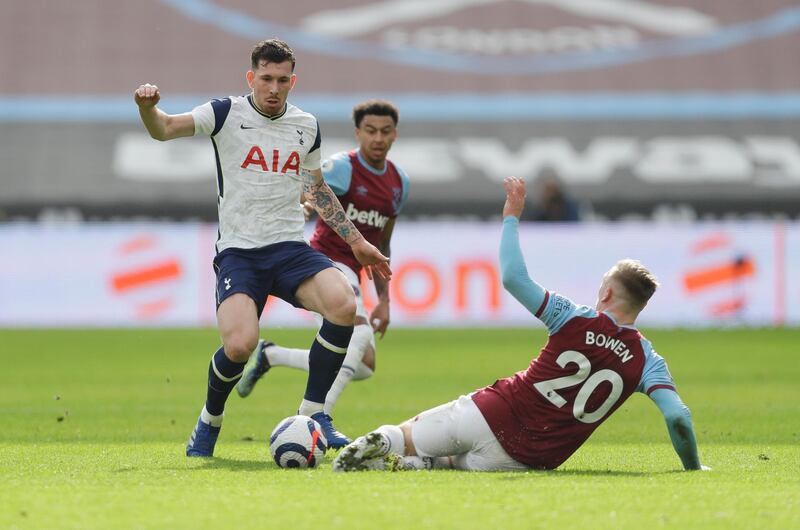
[334,177,710,472]
[133,38,391,457]
[237,99,409,448]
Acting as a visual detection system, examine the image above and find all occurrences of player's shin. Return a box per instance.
[323,323,373,414]
[205,347,247,420]
[300,320,353,415]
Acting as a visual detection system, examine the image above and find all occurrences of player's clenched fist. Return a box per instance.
[134,83,161,108]
[502,176,527,219]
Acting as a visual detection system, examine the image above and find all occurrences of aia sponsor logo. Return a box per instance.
[241,147,301,174]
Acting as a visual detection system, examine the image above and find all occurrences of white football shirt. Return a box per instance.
[192,94,322,251]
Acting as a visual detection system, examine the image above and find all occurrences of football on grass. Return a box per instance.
[269,415,327,468]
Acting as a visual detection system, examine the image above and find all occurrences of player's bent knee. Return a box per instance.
[338,290,357,316]
[223,334,258,362]
[324,295,357,325]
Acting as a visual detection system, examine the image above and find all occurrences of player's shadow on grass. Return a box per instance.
[179,457,278,472]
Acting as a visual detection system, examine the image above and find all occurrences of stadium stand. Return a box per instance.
[2,0,800,221]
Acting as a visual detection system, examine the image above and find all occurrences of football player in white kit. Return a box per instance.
[236,101,410,447]
[133,39,391,457]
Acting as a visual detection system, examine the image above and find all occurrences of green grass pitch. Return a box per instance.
[1,327,799,529]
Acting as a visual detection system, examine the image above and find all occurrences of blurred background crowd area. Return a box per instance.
[2,0,799,223]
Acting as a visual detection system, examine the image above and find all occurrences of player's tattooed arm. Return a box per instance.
[303,169,362,244]
[303,169,391,281]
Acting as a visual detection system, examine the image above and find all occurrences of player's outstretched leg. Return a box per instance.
[332,424,443,472]
[236,340,273,398]
[261,342,311,371]
[333,432,444,472]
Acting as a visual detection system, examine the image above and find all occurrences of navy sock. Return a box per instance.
[304,320,353,403]
[205,347,246,416]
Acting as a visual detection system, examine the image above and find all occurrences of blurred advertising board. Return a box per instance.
[1,221,796,328]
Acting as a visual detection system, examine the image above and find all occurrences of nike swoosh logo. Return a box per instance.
[240,124,256,129]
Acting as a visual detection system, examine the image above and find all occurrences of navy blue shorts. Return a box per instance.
[213,241,335,316]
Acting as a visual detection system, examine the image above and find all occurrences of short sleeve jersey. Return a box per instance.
[192,95,321,252]
[310,150,409,275]
[472,291,676,470]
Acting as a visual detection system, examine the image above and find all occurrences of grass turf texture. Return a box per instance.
[1,328,798,529]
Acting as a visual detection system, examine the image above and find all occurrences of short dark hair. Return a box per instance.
[251,39,295,71]
[352,99,399,128]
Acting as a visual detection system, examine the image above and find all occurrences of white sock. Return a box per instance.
[298,399,323,417]
[323,324,374,414]
[375,425,405,456]
[200,405,223,427]
[265,344,310,371]
[323,366,355,415]
[352,362,374,381]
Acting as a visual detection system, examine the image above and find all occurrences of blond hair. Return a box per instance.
[606,259,659,312]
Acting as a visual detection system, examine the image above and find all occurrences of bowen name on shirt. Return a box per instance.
[585,331,634,363]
